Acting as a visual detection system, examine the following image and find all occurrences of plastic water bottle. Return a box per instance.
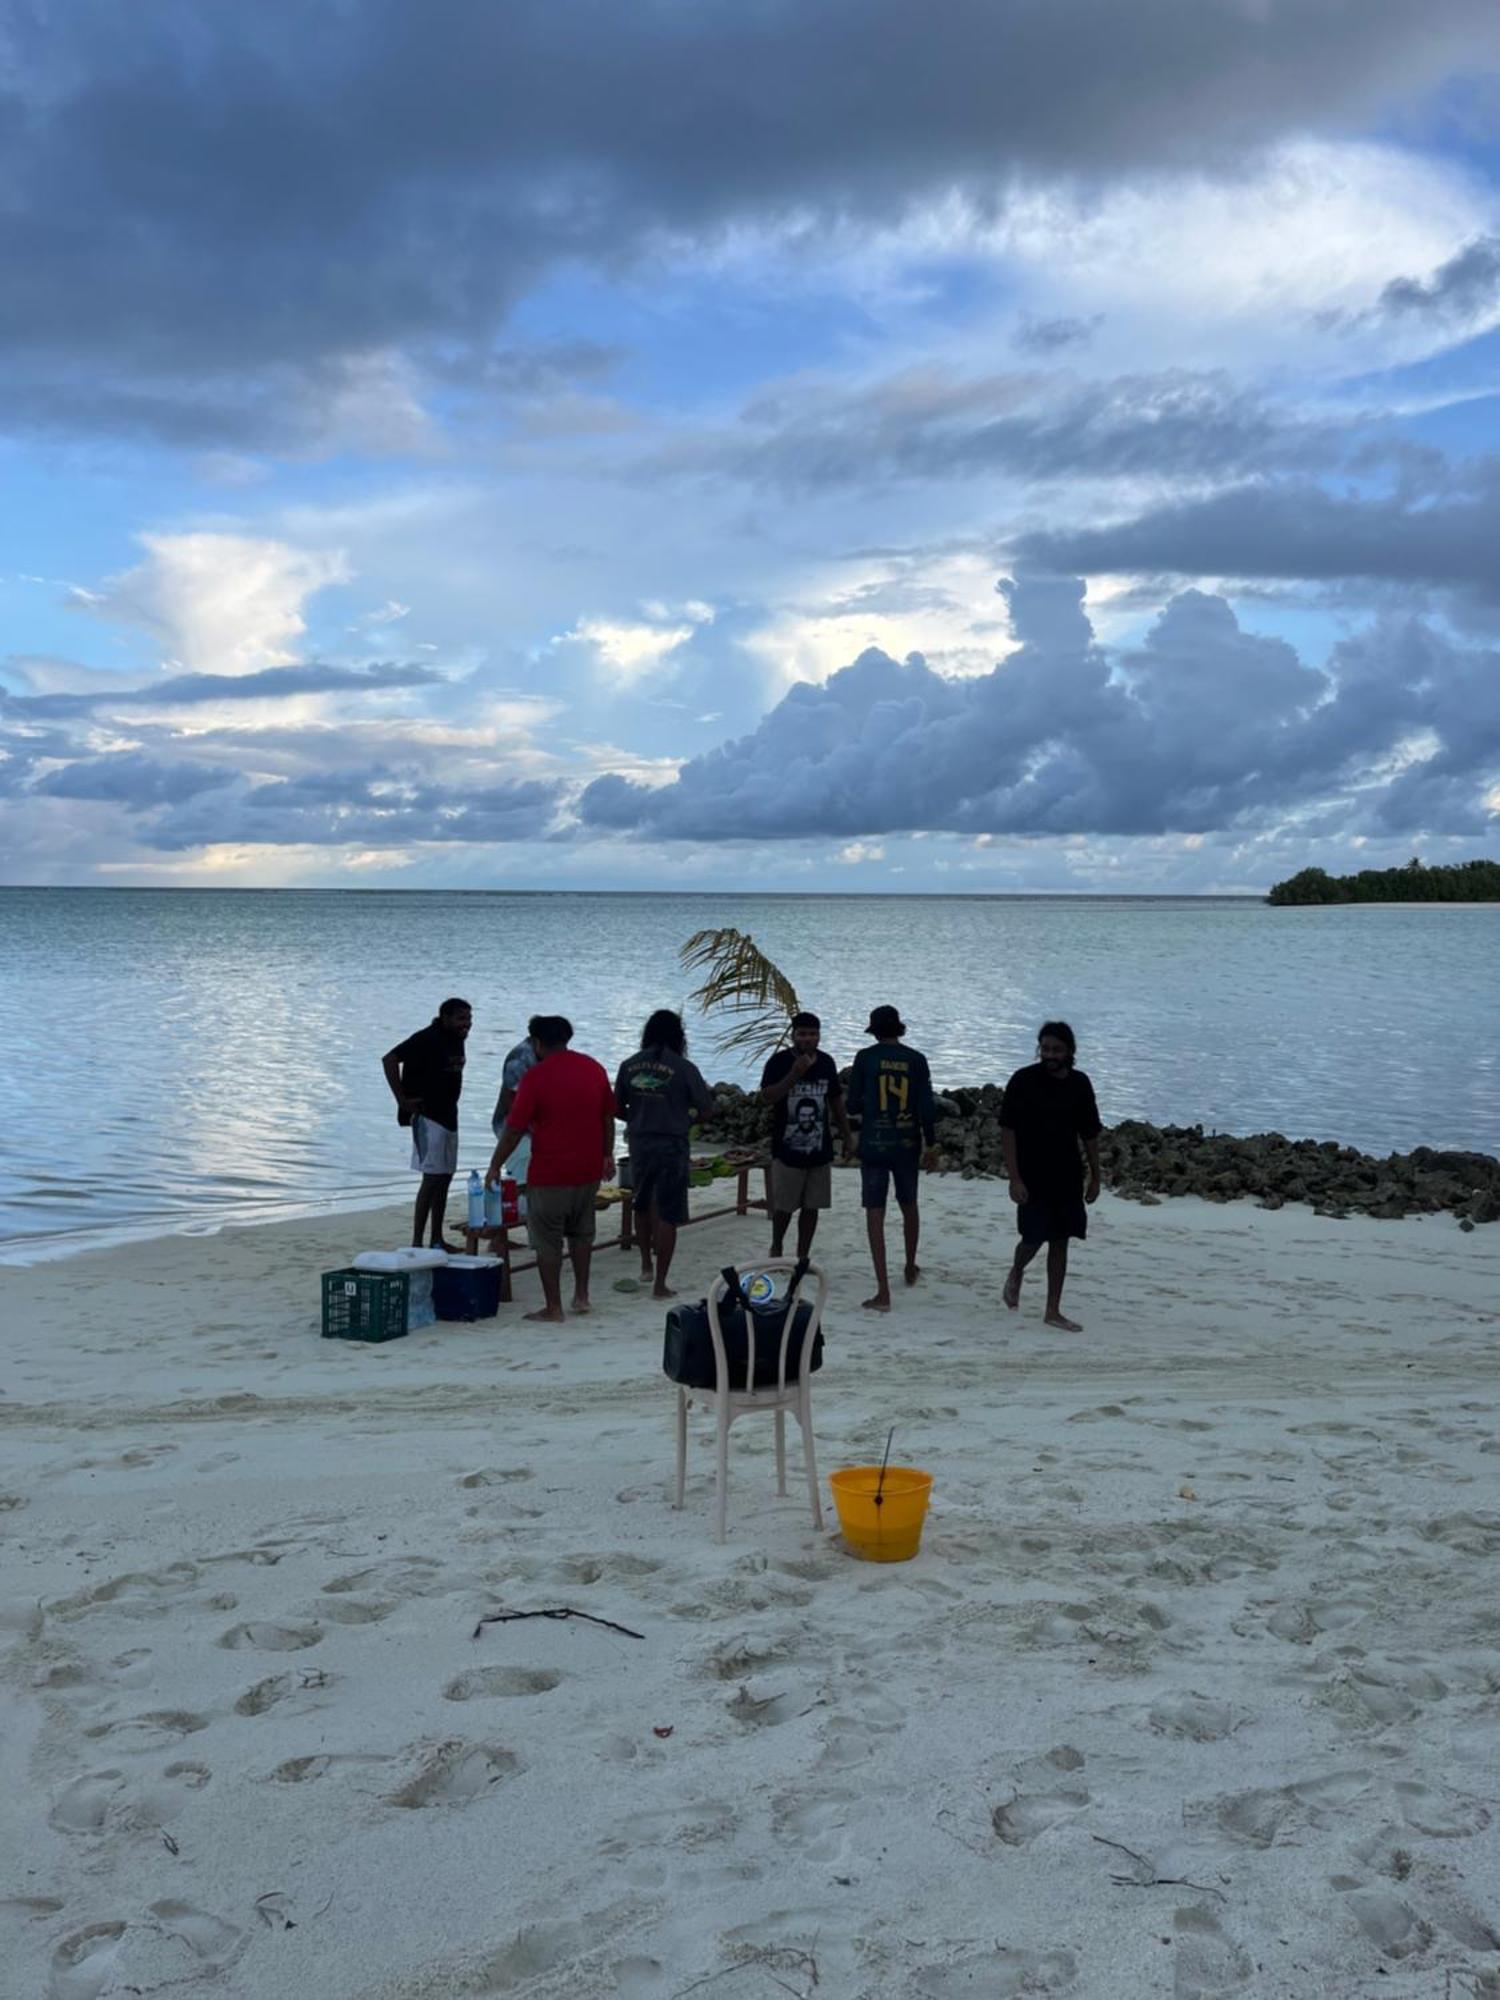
[466,1170,484,1231]
[483,1176,503,1228]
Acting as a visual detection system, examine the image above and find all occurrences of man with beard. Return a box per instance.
[382,997,472,1251]
[1000,1021,1102,1331]
[760,1011,852,1261]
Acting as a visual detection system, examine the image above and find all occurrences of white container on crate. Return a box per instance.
[352,1246,449,1332]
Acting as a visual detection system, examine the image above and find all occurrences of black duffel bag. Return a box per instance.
[663,1262,824,1391]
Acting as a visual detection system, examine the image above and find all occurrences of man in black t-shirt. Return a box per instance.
[999,1020,1102,1331]
[382,997,472,1250]
[848,1005,938,1311]
[759,1010,852,1260]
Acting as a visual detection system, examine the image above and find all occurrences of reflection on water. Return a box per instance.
[1,888,1495,1257]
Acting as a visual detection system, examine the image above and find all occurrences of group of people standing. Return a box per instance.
[381,1004,1104,1330]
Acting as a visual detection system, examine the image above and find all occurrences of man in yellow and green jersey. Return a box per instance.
[846,1004,937,1312]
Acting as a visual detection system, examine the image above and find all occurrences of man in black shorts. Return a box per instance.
[1000,1021,1102,1330]
[847,1005,937,1311]
[615,1010,714,1299]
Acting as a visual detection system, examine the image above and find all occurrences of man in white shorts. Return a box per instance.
[382,997,472,1249]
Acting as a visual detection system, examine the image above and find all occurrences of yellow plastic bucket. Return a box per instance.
[830,1466,933,1563]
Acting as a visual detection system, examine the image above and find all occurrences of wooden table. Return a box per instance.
[461,1151,771,1281]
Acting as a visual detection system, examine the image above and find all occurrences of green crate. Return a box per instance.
[321,1268,409,1342]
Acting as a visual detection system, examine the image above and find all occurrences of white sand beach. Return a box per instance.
[3,1185,1499,2000]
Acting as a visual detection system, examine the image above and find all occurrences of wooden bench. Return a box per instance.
[615,1149,770,1252]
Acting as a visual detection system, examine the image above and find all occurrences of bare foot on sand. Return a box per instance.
[904,1262,921,1286]
[1002,1269,1022,1310]
[638,1262,654,1282]
[435,1239,465,1255]
[525,1307,565,1323]
[1044,1311,1083,1331]
[652,1284,677,1300]
[571,1297,593,1315]
[862,1292,892,1312]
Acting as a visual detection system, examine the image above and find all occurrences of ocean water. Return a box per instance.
[0,888,1495,1259]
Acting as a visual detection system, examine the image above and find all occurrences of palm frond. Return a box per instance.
[680,927,801,1064]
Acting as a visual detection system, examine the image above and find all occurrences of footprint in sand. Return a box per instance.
[696,1630,804,1681]
[1199,1768,1374,1848]
[1340,1887,1433,1961]
[82,1711,209,1751]
[602,1801,737,1859]
[164,1762,210,1788]
[49,1760,210,1837]
[912,1945,1079,1996]
[386,1741,521,1807]
[49,1770,129,1834]
[217,1621,322,1652]
[991,1787,1090,1847]
[49,1903,245,2000]
[725,1684,795,1730]
[418,1898,659,1996]
[772,1789,855,1866]
[321,1557,448,1597]
[49,1565,199,1624]
[1148,1693,1237,1742]
[1415,1511,1500,1554]
[1393,1779,1491,1838]
[234,1668,333,1717]
[458,1467,535,1487]
[317,1597,396,1626]
[443,1666,562,1700]
[992,1746,1090,1847]
[1173,1902,1253,1997]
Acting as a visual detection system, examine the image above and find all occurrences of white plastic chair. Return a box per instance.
[673,1259,827,1544]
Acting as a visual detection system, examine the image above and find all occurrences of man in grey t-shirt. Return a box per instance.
[615,1009,714,1299]
[492,1020,540,1184]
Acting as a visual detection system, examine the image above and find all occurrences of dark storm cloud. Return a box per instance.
[1377,234,1500,323]
[680,368,1341,492]
[5,0,1498,441]
[0,659,443,720]
[18,752,560,849]
[33,751,242,806]
[2,652,560,846]
[577,573,1500,841]
[1014,476,1500,601]
[140,771,559,850]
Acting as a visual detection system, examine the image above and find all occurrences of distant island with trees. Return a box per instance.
[1267,857,1500,905]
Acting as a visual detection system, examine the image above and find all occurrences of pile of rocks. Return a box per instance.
[698,1082,1499,1226]
[1100,1121,1499,1226]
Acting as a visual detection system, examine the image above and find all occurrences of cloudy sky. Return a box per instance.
[4,2,1500,893]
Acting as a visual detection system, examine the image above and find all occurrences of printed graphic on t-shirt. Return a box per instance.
[783,1081,828,1156]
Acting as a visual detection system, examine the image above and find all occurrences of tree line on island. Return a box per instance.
[1266,857,1500,905]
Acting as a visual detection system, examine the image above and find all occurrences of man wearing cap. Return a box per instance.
[847,1005,937,1311]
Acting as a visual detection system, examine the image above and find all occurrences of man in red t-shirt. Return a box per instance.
[488,1015,615,1323]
